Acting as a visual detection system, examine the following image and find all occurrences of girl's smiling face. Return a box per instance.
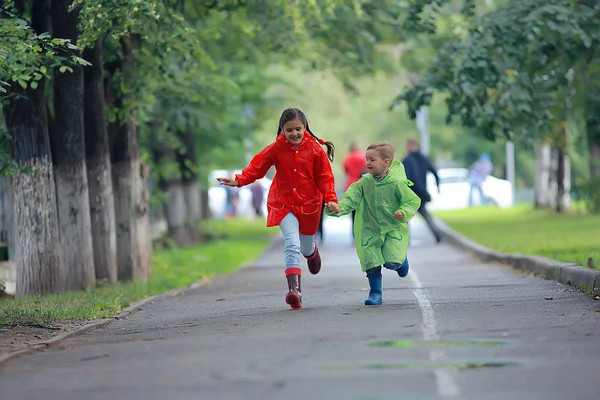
[282,119,305,147]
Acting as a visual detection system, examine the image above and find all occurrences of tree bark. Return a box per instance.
[84,38,117,283]
[163,179,188,246]
[534,143,552,208]
[587,117,600,212]
[555,149,567,213]
[2,0,62,297]
[51,0,95,291]
[152,140,188,246]
[107,37,151,281]
[0,177,14,262]
[135,161,152,278]
[177,127,201,243]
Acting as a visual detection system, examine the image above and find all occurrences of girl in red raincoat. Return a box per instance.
[218,108,339,309]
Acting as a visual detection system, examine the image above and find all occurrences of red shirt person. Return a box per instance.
[343,142,366,191]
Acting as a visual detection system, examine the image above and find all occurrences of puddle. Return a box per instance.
[325,361,520,371]
[367,339,506,348]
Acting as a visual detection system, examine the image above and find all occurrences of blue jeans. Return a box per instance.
[469,183,485,205]
[280,212,316,268]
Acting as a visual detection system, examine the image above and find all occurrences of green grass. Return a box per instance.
[435,204,600,269]
[0,219,277,327]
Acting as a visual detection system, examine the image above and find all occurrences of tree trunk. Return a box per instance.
[177,127,201,243]
[135,161,152,278]
[50,0,95,291]
[84,38,117,283]
[555,149,567,213]
[2,0,62,297]
[152,140,188,246]
[163,179,188,245]
[200,189,211,220]
[110,119,149,281]
[587,117,600,212]
[107,37,151,281]
[0,177,14,262]
[534,143,552,208]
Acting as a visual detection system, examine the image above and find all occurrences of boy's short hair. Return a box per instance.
[366,142,395,160]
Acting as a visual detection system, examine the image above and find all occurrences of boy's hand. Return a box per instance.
[326,201,340,213]
[394,210,404,221]
[217,177,239,187]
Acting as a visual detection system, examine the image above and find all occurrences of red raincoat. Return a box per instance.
[235,133,337,235]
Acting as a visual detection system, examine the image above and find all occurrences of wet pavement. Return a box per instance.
[1,216,599,400]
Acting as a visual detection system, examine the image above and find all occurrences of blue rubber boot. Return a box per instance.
[383,259,410,278]
[364,266,382,305]
[396,257,410,278]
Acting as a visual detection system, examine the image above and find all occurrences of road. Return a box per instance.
[1,216,599,400]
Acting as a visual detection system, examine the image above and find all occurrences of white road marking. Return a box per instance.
[409,271,461,398]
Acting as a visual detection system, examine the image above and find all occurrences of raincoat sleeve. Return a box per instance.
[314,148,338,203]
[235,143,275,187]
[325,180,363,217]
[396,181,421,222]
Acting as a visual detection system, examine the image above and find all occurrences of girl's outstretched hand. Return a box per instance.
[394,210,404,221]
[217,177,239,187]
[326,201,340,213]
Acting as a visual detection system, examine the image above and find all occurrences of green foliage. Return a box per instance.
[129,0,416,187]
[74,0,160,47]
[0,219,276,327]
[395,0,600,143]
[436,204,600,269]
[0,7,89,97]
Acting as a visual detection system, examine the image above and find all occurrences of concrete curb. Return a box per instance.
[0,293,160,366]
[435,218,600,295]
[0,231,282,366]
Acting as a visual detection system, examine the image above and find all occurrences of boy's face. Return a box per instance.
[365,149,390,176]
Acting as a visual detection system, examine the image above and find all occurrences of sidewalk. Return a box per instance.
[1,216,599,400]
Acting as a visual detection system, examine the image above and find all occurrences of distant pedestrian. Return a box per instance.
[250,181,264,217]
[343,141,366,237]
[402,138,441,243]
[224,171,239,219]
[468,153,493,206]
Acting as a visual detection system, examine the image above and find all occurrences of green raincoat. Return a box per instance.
[326,160,421,272]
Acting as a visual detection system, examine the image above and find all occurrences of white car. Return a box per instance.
[426,168,513,211]
[207,169,271,219]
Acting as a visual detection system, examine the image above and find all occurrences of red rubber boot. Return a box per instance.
[285,267,302,309]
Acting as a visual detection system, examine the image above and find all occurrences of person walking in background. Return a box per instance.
[217,108,338,310]
[224,171,239,219]
[250,181,265,218]
[326,142,421,305]
[402,138,441,243]
[468,153,493,206]
[343,141,367,237]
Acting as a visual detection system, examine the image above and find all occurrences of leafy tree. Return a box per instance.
[394,0,600,211]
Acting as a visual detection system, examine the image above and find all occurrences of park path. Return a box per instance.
[1,216,599,400]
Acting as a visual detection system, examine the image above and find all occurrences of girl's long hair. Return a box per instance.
[276,108,335,162]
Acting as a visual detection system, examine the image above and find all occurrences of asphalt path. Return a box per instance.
[2,216,599,400]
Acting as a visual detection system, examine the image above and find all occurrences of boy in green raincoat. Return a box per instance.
[325,142,421,305]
